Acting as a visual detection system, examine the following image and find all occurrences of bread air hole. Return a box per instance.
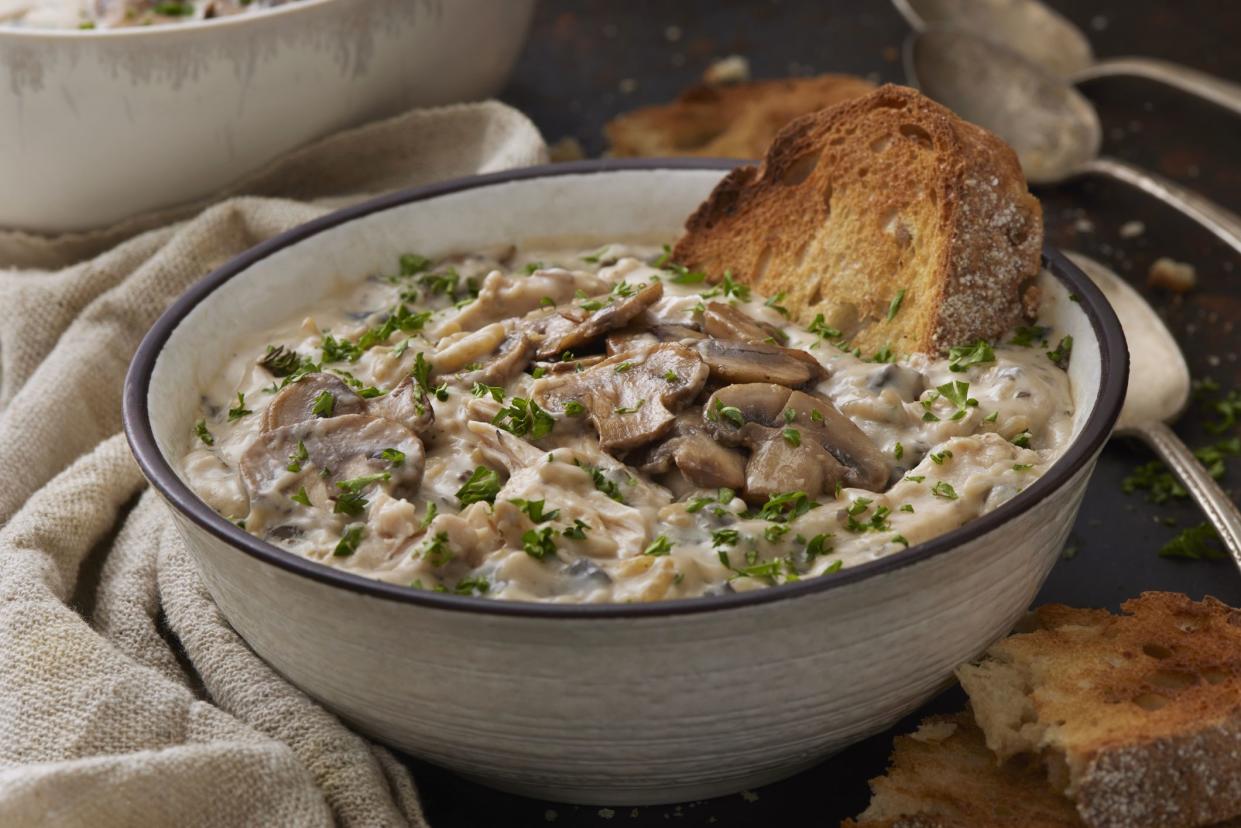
[1133,692,1169,711]
[1148,668,1199,691]
[1142,642,1173,660]
[899,123,933,149]
[781,151,821,186]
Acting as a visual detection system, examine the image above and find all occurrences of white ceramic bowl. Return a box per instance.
[0,0,534,233]
[124,161,1127,805]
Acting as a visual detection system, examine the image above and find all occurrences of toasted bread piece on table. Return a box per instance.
[605,74,875,159]
[671,84,1043,356]
[957,592,1241,828]
[844,712,1084,828]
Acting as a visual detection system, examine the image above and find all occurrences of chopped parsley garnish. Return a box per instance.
[194,420,214,446]
[471,382,505,402]
[755,491,817,523]
[1011,431,1032,449]
[1010,325,1050,347]
[764,523,790,543]
[984,410,999,423]
[665,261,707,284]
[893,442,904,460]
[871,345,894,364]
[947,340,995,372]
[311,390,336,417]
[808,314,842,340]
[227,393,252,422]
[1159,523,1227,561]
[782,428,801,447]
[333,524,365,556]
[765,292,790,317]
[708,398,745,427]
[581,245,610,264]
[522,527,558,560]
[524,261,545,274]
[259,345,303,377]
[936,380,979,420]
[333,490,368,517]
[1047,336,1073,368]
[563,400,586,416]
[562,519,590,540]
[899,504,915,512]
[844,498,891,533]
[805,533,833,560]
[614,361,634,374]
[687,488,735,514]
[453,576,490,596]
[399,253,432,276]
[711,529,740,547]
[493,397,555,439]
[614,400,646,415]
[905,474,926,483]
[290,487,311,507]
[321,333,362,364]
[892,534,910,549]
[337,472,390,492]
[456,466,501,506]
[887,289,906,321]
[420,502,438,527]
[931,481,958,500]
[578,462,625,503]
[663,370,679,382]
[643,535,673,557]
[411,353,447,400]
[701,270,750,301]
[929,449,953,464]
[717,550,782,582]
[287,440,309,472]
[420,532,453,567]
[379,448,405,466]
[1012,463,1033,472]
[509,498,559,523]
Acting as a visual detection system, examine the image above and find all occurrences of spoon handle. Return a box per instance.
[1079,156,1241,257]
[1131,420,1241,572]
[1074,58,1241,119]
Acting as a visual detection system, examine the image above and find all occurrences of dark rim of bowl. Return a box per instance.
[123,158,1128,620]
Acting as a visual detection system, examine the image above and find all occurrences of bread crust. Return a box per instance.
[605,74,875,159]
[958,592,1241,828]
[671,84,1043,356]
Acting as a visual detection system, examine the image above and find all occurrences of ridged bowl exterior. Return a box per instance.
[126,163,1127,805]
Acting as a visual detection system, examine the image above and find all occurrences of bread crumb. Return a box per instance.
[703,55,751,85]
[1119,220,1145,239]
[911,719,959,743]
[548,136,586,163]
[1148,257,1197,293]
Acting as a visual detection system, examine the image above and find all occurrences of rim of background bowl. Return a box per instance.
[123,158,1129,620]
[0,0,337,37]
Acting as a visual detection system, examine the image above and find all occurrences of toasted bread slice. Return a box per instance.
[605,74,875,159]
[671,84,1043,356]
[957,592,1241,828]
[845,712,1084,827]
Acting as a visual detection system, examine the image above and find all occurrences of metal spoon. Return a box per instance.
[1068,251,1241,569]
[905,28,1241,256]
[893,0,1241,117]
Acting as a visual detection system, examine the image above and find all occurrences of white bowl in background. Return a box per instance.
[124,161,1127,805]
[0,0,535,233]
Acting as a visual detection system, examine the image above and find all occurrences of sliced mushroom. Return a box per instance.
[704,383,888,500]
[262,373,366,431]
[240,413,425,513]
[641,416,747,491]
[533,343,708,453]
[368,377,434,435]
[606,327,659,356]
[450,268,601,333]
[867,363,927,403]
[702,302,784,344]
[531,354,609,375]
[534,281,664,359]
[457,332,537,387]
[649,322,707,343]
[695,339,827,387]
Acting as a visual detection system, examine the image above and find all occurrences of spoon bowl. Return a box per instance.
[904,27,1241,255]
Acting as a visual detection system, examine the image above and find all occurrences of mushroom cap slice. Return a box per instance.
[704,383,889,498]
[702,302,785,344]
[534,280,664,359]
[643,429,747,491]
[368,376,434,435]
[534,343,708,454]
[456,332,536,388]
[695,339,827,387]
[240,413,425,502]
[262,372,365,432]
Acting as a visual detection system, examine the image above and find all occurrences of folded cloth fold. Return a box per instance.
[0,100,547,827]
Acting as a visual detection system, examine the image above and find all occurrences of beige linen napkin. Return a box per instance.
[0,100,547,827]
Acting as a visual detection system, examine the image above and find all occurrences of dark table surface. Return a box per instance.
[416,2,1241,824]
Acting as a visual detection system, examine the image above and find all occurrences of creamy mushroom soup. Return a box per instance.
[183,243,1076,603]
[0,0,291,28]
